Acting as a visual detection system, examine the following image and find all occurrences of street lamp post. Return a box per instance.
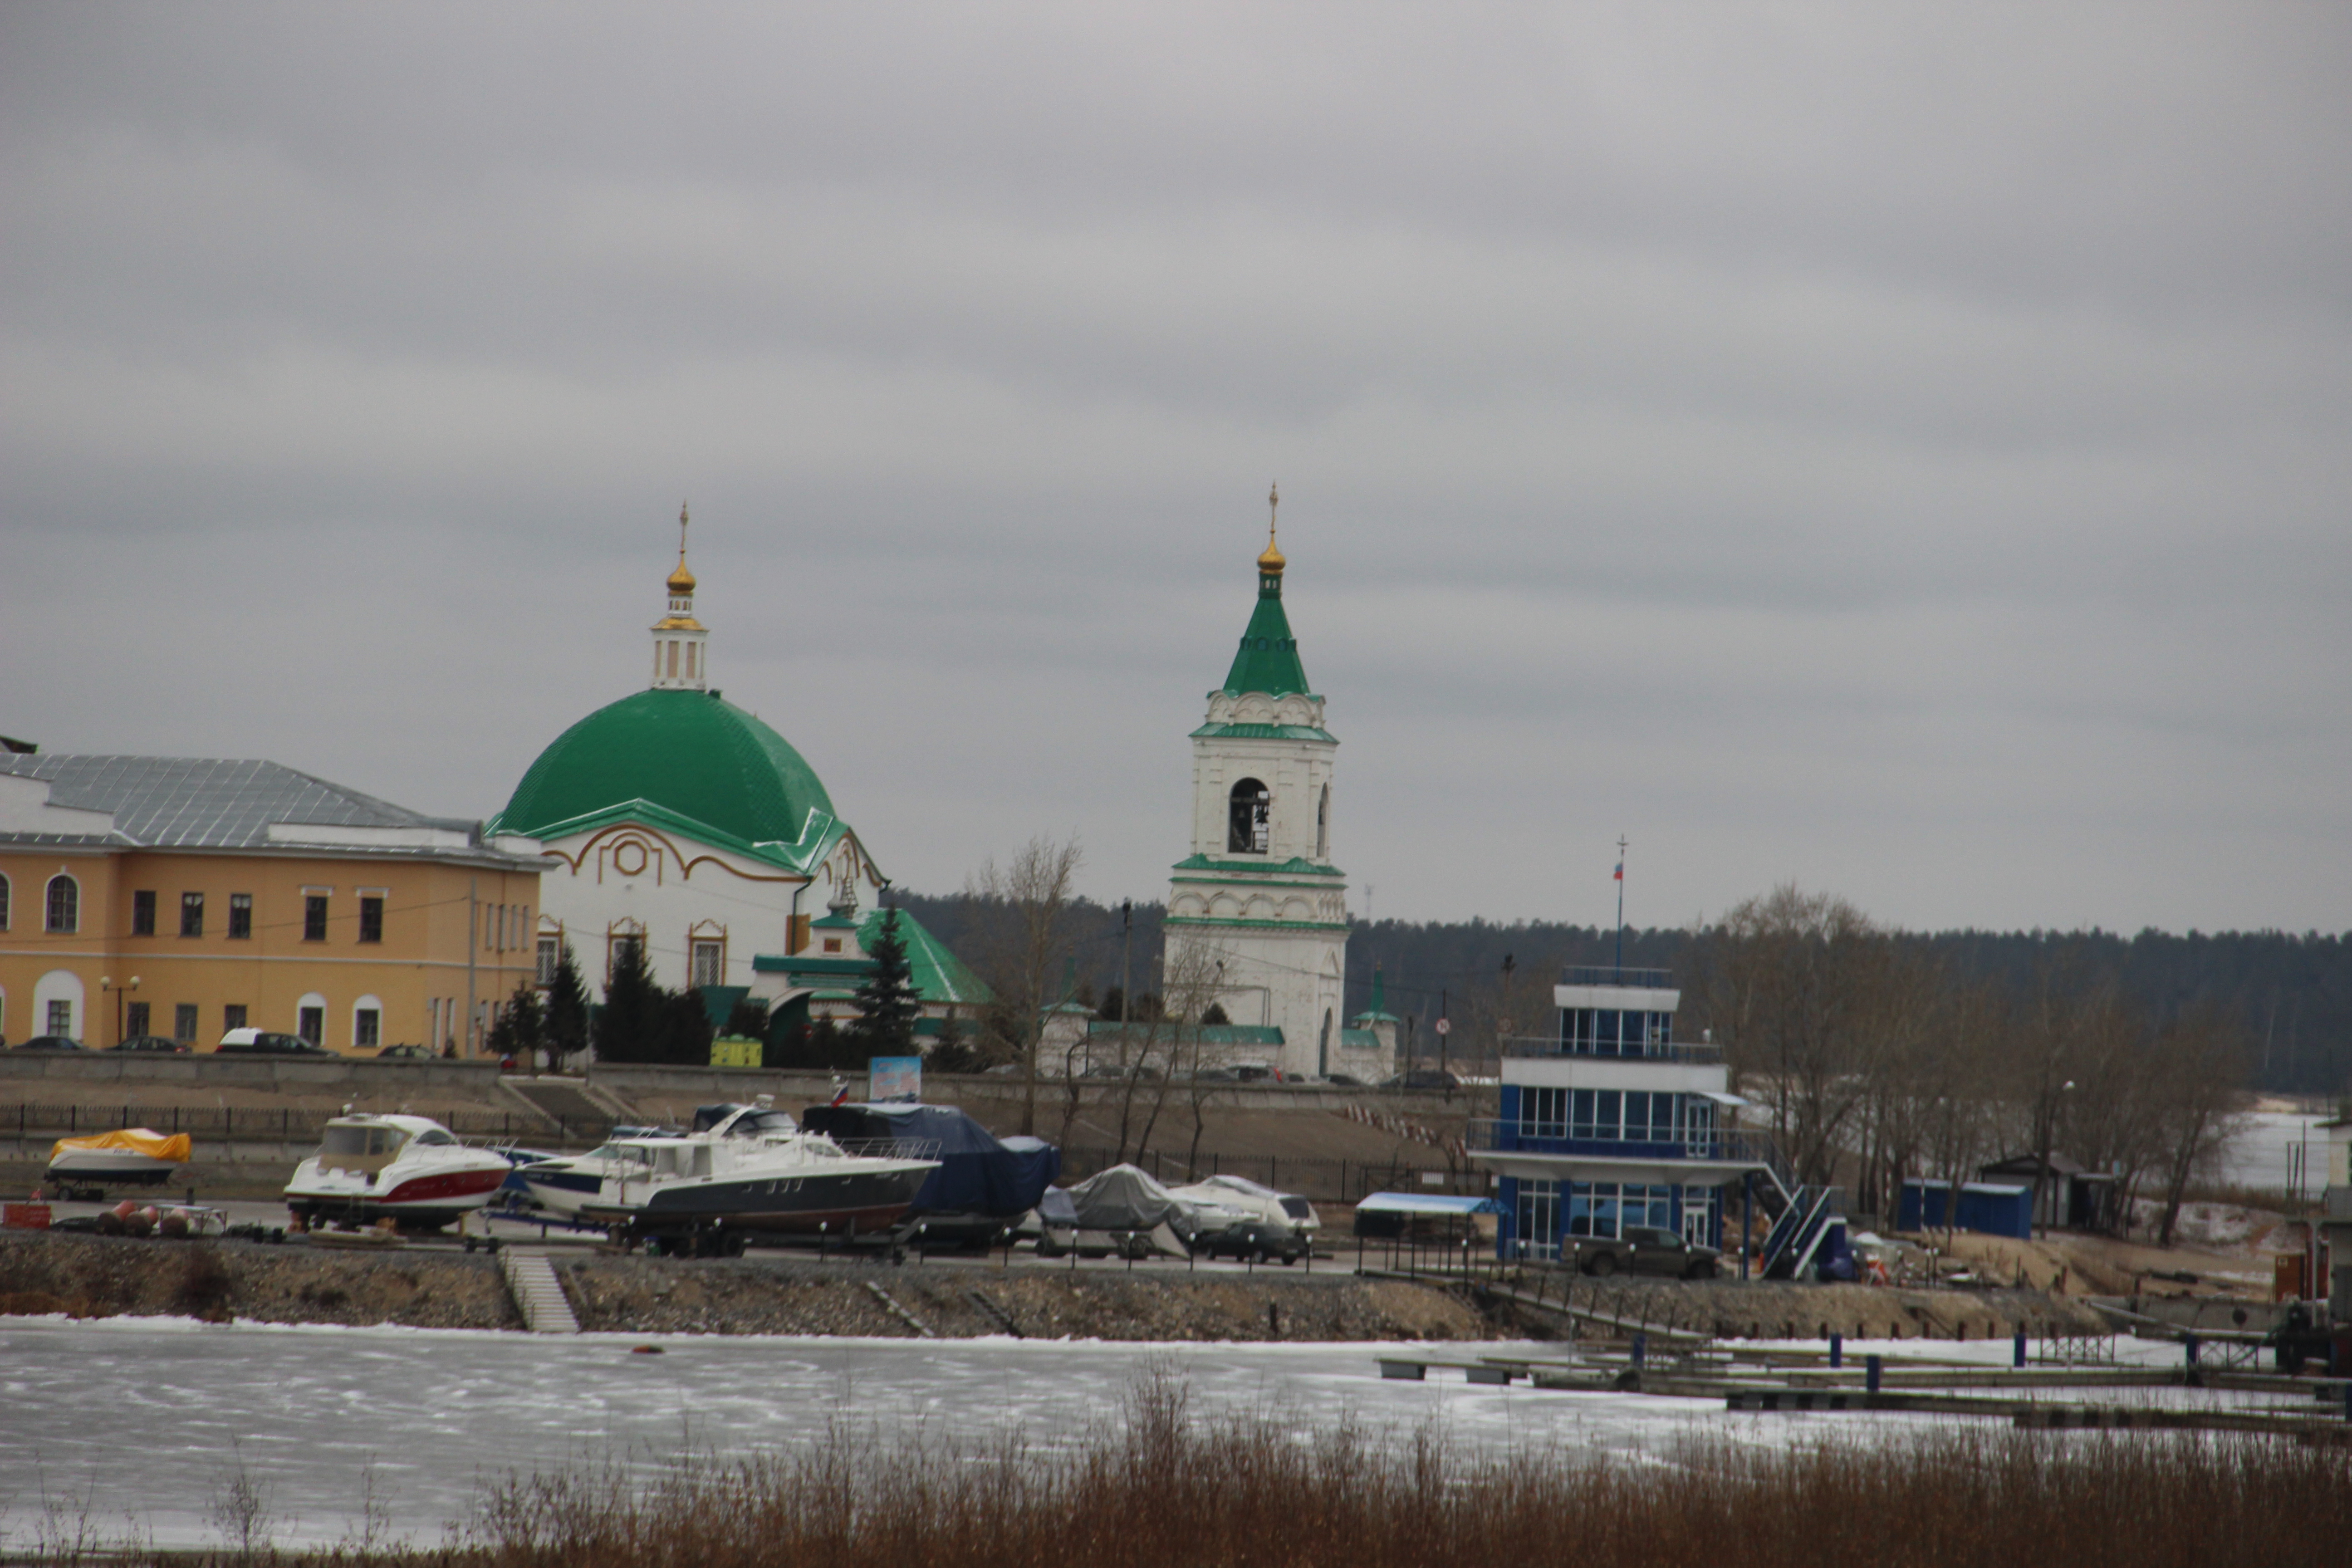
[100,974,142,1048]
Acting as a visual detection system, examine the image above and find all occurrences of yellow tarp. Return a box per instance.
[49,1128,192,1163]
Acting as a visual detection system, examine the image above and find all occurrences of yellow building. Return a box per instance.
[0,754,542,1054]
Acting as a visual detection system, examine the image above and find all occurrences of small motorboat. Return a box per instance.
[46,1128,192,1197]
[284,1113,513,1233]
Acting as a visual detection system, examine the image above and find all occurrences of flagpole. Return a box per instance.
[1613,835,1627,980]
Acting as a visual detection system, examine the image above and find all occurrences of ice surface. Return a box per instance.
[0,1320,2211,1553]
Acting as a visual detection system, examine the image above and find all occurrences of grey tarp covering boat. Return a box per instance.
[1063,1163,1194,1232]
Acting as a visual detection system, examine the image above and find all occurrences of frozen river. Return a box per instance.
[2219,1109,2337,1199]
[0,1317,2203,1553]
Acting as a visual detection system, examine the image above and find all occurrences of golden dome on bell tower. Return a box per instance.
[666,502,698,595]
[1257,482,1286,574]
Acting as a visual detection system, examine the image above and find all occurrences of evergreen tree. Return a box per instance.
[725,997,771,1040]
[805,1014,846,1070]
[545,944,591,1064]
[848,906,923,1059]
[485,980,545,1063]
[927,1010,985,1074]
[595,938,665,1063]
[662,987,716,1066]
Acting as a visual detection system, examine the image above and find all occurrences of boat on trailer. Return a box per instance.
[549,1100,939,1255]
[45,1128,193,1197]
[284,1113,513,1233]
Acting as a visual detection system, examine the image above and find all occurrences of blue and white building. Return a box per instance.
[1470,965,1829,1268]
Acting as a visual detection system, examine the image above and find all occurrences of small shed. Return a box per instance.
[1899,1179,2032,1240]
[1978,1152,2120,1232]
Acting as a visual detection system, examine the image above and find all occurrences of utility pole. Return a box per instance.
[466,877,479,1058]
[1120,899,1133,1024]
[1437,988,1450,1083]
[1613,836,1627,980]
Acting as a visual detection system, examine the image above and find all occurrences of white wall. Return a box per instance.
[532,819,884,998]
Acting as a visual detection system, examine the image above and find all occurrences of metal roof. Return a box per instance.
[0,753,529,863]
[1353,1192,1506,1215]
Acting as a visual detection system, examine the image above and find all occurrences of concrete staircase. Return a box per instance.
[500,1247,580,1334]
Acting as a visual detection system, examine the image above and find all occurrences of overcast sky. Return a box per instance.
[4,4,2347,935]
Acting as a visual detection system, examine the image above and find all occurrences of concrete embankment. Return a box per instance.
[0,1232,1488,1340]
[1475,1271,2112,1341]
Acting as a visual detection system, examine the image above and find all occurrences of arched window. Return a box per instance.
[1316,784,1330,858]
[1227,778,1270,854]
[44,874,78,934]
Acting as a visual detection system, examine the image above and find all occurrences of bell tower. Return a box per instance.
[650,502,709,692]
[1163,486,1365,1080]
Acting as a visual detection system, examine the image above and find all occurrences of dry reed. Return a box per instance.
[64,1368,2352,1568]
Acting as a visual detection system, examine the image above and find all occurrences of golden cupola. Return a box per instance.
[650,502,710,691]
[1257,481,1286,575]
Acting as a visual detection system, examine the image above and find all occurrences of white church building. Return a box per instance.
[489,510,892,1014]
[1162,492,1392,1082]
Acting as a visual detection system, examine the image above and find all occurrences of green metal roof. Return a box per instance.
[1191,721,1336,743]
[865,907,993,1008]
[748,907,993,1009]
[489,688,840,869]
[1218,568,1315,699]
[1085,1021,1286,1047]
[1171,853,1346,881]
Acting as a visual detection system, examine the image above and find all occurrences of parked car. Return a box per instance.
[376,1044,436,1060]
[1194,1219,1308,1265]
[110,1035,192,1054]
[215,1027,330,1055]
[1319,1073,1367,1087]
[1569,1225,1722,1280]
[9,1034,83,1052]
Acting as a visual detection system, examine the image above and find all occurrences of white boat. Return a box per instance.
[284,1113,513,1232]
[47,1128,192,1195]
[517,1099,938,1254]
[1167,1173,1323,1236]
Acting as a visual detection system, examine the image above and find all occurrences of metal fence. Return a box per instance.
[1055,1144,1449,1204]
[3,1102,608,1147]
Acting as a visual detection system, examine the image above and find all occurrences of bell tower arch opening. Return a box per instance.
[1228,778,1270,854]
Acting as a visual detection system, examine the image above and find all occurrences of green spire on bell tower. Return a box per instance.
[1219,482,1314,699]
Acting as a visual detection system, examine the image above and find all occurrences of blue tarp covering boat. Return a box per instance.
[800,1102,1060,1222]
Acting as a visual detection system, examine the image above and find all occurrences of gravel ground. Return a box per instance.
[0,1232,1486,1340]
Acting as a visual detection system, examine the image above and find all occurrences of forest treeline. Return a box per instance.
[896,889,2348,1097]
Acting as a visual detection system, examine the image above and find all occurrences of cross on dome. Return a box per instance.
[667,502,696,595]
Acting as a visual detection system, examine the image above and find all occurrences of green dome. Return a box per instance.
[491,688,836,853]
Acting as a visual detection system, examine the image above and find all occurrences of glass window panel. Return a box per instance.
[1623,1092,1648,1142]
[1566,1183,1594,1237]
[1596,1091,1621,1141]
[1571,1089,1596,1140]
[1591,1186,1620,1240]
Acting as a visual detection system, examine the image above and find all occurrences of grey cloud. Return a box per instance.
[2,1,2347,933]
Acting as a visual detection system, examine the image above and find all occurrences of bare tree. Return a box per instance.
[2145,1003,2249,1247]
[1698,885,1922,1186]
[1123,936,1234,1173]
[964,834,1084,1137]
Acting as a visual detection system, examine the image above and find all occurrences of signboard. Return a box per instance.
[868,1055,922,1103]
[709,1035,762,1069]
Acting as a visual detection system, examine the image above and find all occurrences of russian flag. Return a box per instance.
[1613,861,1623,881]
[829,1076,850,1107]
